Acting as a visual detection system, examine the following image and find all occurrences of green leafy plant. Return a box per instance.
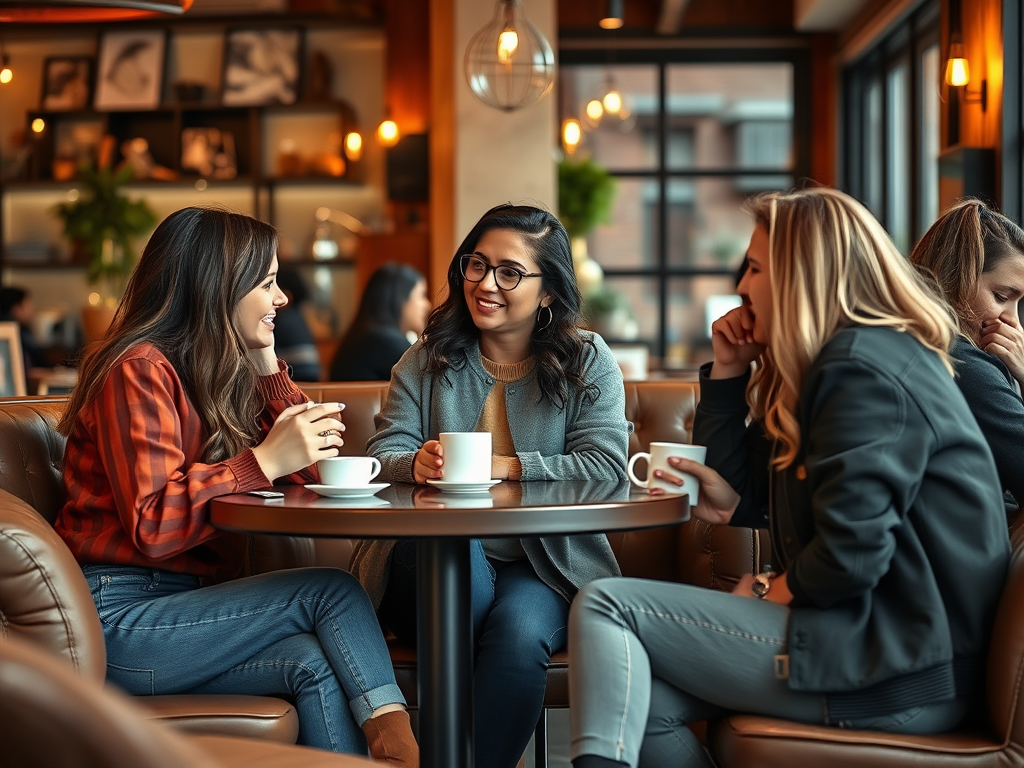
[582,283,629,326]
[557,157,617,239]
[51,162,157,293]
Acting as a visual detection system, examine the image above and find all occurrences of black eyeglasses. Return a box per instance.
[460,255,542,291]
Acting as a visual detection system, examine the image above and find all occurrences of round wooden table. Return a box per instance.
[211,479,689,768]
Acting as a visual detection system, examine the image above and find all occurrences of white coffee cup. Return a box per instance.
[439,432,492,483]
[627,442,707,501]
[317,456,381,487]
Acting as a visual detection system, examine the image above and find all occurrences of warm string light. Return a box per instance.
[562,119,582,155]
[0,56,11,84]
[344,131,363,161]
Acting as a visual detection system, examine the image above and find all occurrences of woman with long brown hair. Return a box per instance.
[909,198,1024,508]
[54,207,417,766]
[567,188,1008,768]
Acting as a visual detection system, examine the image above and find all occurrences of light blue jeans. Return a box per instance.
[82,565,406,754]
[379,539,570,768]
[569,578,967,768]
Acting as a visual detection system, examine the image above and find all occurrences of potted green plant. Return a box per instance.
[51,159,157,341]
[557,157,616,242]
[52,161,157,301]
[557,157,632,335]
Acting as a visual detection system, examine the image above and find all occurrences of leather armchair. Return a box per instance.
[0,399,299,743]
[709,524,1024,768]
[0,635,375,768]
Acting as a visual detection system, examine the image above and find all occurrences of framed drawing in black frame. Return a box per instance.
[222,27,302,107]
[41,56,92,111]
[94,29,166,110]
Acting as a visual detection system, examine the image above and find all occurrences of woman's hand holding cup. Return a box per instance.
[252,402,345,481]
[652,457,740,526]
[413,440,444,483]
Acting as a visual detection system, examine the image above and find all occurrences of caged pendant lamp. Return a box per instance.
[464,0,555,112]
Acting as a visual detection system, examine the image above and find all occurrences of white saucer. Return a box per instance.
[305,482,390,499]
[425,479,501,494]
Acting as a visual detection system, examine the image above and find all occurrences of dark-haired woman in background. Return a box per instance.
[53,207,417,765]
[329,263,431,381]
[909,198,1024,510]
[350,204,630,768]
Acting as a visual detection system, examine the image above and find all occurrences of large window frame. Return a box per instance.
[559,39,812,362]
[841,1,940,245]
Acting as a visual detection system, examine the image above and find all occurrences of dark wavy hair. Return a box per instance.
[909,198,1024,341]
[422,203,598,409]
[58,207,278,462]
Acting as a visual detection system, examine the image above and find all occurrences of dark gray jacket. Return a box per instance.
[695,325,1009,720]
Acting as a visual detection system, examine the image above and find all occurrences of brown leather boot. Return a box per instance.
[361,709,419,767]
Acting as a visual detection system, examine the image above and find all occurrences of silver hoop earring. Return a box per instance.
[536,305,553,332]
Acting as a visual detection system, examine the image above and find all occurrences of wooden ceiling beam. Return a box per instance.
[656,0,691,35]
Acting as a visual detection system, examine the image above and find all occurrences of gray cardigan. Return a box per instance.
[350,331,631,608]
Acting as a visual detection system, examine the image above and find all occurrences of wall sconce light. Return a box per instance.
[464,0,555,112]
[562,118,582,155]
[600,0,623,30]
[376,119,399,148]
[944,33,987,112]
[0,54,11,84]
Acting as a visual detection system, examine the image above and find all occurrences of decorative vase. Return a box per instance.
[571,236,604,297]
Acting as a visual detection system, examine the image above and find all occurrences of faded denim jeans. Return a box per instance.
[569,578,967,768]
[82,565,406,754]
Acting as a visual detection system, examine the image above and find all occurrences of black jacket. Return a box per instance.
[951,337,1023,508]
[695,325,1009,720]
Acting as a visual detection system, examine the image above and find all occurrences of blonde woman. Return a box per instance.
[567,188,1009,768]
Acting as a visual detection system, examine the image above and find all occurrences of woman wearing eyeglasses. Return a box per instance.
[350,203,631,768]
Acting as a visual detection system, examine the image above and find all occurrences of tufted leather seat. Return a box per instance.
[0,635,375,768]
[0,399,299,743]
[709,523,1024,768]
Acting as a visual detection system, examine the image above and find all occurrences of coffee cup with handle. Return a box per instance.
[627,442,707,501]
[439,432,492,483]
[317,456,381,487]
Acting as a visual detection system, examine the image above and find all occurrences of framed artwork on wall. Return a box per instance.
[94,29,166,110]
[0,322,26,397]
[40,57,93,111]
[222,27,302,107]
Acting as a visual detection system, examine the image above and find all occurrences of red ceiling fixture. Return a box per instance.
[0,0,193,23]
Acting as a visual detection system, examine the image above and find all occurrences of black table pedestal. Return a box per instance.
[417,538,474,768]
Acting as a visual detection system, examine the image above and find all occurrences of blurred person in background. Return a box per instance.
[0,286,47,370]
[329,263,430,381]
[274,266,322,381]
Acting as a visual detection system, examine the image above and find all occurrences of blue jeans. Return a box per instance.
[379,539,569,768]
[569,578,968,768]
[82,565,406,754]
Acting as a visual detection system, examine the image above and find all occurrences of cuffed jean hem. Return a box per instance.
[350,682,407,725]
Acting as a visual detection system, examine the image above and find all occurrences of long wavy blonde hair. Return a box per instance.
[746,188,957,469]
